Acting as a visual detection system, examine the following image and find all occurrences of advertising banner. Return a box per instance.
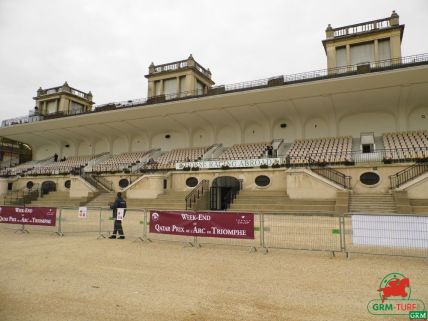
[149,210,254,239]
[0,206,57,226]
[175,158,281,170]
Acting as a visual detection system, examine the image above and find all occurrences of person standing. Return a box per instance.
[109,192,127,239]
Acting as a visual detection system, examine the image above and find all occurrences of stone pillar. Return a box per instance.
[326,46,336,70]
[0,179,9,197]
[390,33,402,60]
[346,44,351,67]
[325,24,334,39]
[374,39,379,62]
[390,10,399,26]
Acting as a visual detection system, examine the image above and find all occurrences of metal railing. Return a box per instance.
[3,53,428,127]
[92,175,114,192]
[1,207,427,258]
[308,158,351,189]
[3,184,40,205]
[389,161,428,189]
[185,179,209,210]
[287,147,428,167]
[81,173,110,192]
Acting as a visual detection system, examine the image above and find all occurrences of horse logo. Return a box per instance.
[377,273,411,303]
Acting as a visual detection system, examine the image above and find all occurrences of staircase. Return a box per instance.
[229,190,336,213]
[29,191,85,208]
[390,162,428,189]
[410,199,428,214]
[127,191,187,210]
[83,192,116,207]
[81,173,113,192]
[349,193,397,214]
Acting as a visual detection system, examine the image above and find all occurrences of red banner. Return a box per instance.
[0,206,57,226]
[149,210,254,239]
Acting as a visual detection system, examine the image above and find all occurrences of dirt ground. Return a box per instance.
[0,229,427,321]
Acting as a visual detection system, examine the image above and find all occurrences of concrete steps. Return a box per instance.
[29,191,84,208]
[410,199,428,214]
[229,190,335,213]
[349,193,397,213]
[84,192,116,207]
[127,191,187,210]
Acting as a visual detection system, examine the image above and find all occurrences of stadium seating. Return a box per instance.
[218,142,272,160]
[92,151,150,173]
[383,130,428,161]
[145,146,209,170]
[0,162,36,177]
[285,136,352,165]
[25,155,98,176]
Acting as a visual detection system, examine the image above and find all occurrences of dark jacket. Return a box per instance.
[110,196,127,218]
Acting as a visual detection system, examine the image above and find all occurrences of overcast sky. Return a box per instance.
[0,0,427,121]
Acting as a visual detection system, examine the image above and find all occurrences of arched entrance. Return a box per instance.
[210,176,241,210]
[41,181,56,195]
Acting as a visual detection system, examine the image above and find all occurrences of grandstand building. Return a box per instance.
[0,11,427,214]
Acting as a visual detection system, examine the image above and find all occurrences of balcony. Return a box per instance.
[2,52,428,128]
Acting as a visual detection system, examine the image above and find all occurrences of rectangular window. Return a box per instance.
[46,100,57,114]
[70,102,84,114]
[378,39,391,61]
[164,78,177,100]
[350,42,374,66]
[196,81,204,96]
[155,80,161,96]
[335,46,347,69]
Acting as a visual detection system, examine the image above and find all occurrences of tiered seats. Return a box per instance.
[286,136,352,165]
[92,151,149,173]
[383,131,428,161]
[147,147,209,170]
[0,162,36,177]
[218,142,271,160]
[26,155,97,176]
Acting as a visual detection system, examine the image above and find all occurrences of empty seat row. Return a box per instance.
[218,142,272,160]
[286,136,352,164]
[383,131,428,161]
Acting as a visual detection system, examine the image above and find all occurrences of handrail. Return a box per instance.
[308,158,351,189]
[3,183,40,205]
[2,53,428,128]
[92,175,114,192]
[185,179,209,210]
[81,173,112,192]
[389,161,428,189]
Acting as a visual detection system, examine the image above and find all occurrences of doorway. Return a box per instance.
[41,181,56,195]
[210,176,241,210]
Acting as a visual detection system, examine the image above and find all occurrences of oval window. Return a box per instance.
[26,181,34,189]
[360,172,380,185]
[255,175,270,187]
[119,178,129,188]
[186,177,198,188]
[64,180,71,189]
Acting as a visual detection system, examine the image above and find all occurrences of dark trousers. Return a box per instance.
[112,219,124,236]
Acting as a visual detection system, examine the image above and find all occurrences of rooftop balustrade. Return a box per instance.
[149,56,212,79]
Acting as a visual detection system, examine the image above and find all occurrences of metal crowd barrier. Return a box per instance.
[1,207,427,258]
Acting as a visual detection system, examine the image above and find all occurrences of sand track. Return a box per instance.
[0,230,427,321]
